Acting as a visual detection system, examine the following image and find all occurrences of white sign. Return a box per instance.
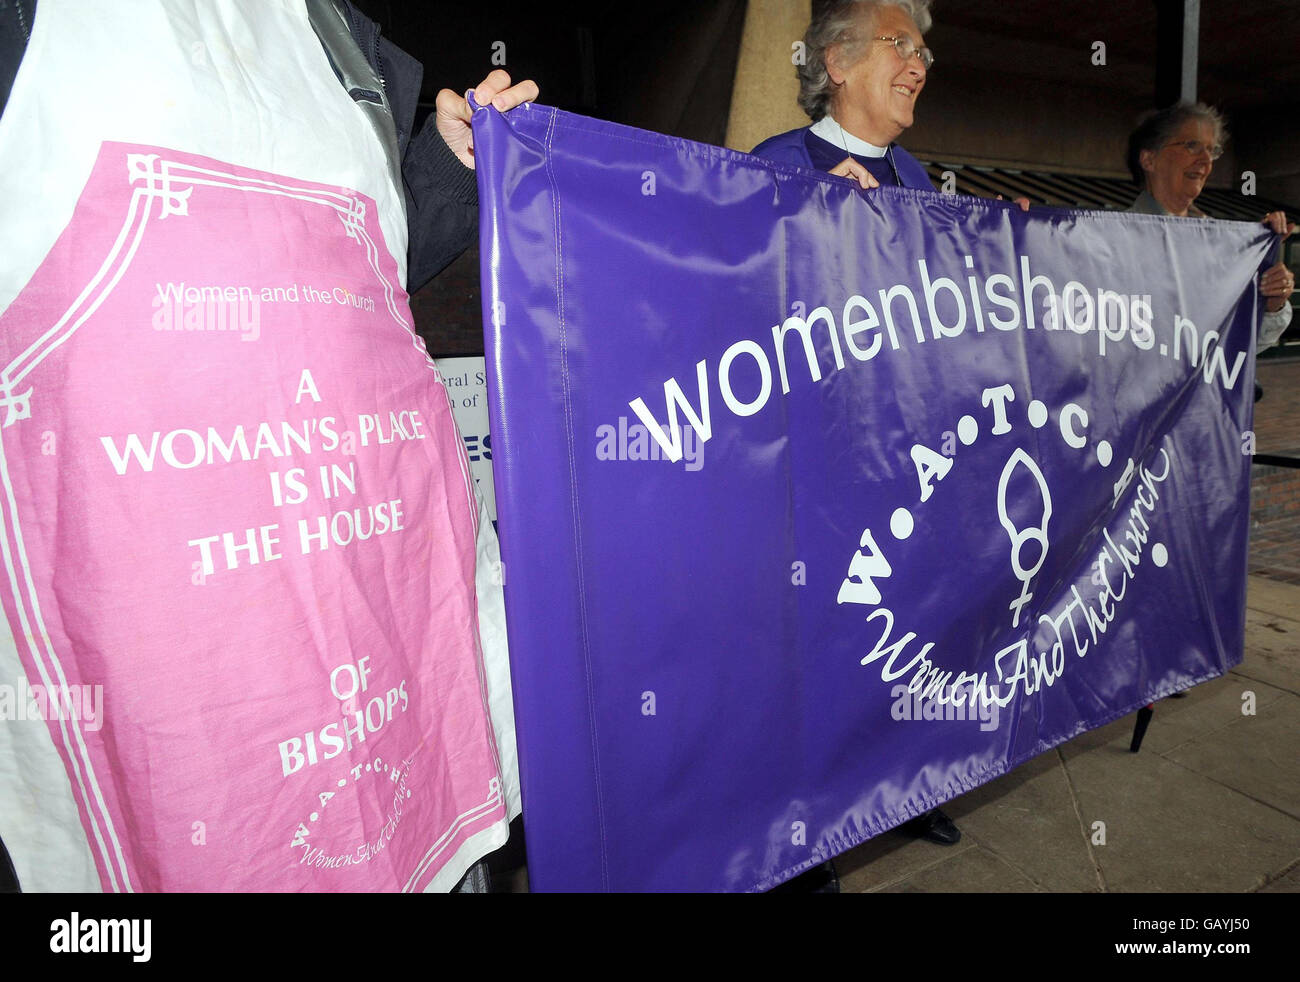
[436,357,496,522]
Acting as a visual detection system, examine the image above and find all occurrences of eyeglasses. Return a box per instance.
[1163,140,1224,160]
[875,35,934,70]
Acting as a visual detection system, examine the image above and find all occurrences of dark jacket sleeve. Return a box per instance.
[344,0,478,292]
[401,113,479,292]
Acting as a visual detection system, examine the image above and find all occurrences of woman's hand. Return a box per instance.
[435,69,540,169]
[1263,211,1295,238]
[1261,213,1295,313]
[1261,261,1295,313]
[828,156,879,190]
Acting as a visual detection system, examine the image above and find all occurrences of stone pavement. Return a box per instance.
[834,574,1300,893]
[1250,359,1300,584]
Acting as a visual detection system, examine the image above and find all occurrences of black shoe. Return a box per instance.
[770,860,840,893]
[902,808,961,845]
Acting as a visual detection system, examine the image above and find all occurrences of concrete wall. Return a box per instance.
[725,0,810,152]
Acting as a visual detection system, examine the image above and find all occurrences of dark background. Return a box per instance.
[352,0,746,356]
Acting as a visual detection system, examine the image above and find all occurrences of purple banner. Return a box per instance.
[473,103,1274,892]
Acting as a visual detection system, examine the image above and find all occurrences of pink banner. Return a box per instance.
[0,143,507,891]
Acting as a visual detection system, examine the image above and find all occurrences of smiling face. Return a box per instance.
[1140,119,1218,216]
[826,4,927,146]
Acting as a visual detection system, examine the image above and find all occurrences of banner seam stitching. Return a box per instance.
[544,108,610,890]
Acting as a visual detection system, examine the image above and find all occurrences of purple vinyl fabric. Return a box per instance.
[472,102,1275,892]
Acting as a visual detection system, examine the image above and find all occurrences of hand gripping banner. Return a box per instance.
[473,103,1275,892]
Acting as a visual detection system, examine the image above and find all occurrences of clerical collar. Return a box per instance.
[811,115,889,157]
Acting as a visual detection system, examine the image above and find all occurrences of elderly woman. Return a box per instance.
[752,0,962,853]
[1127,102,1294,351]
[752,0,934,192]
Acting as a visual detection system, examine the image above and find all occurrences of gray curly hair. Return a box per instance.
[798,0,934,121]
[1126,102,1227,187]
